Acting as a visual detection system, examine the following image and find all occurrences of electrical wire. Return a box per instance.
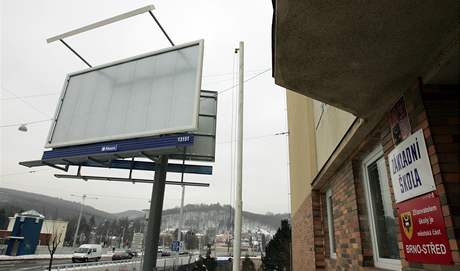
[85,193,180,202]
[0,168,53,178]
[203,70,266,85]
[0,69,270,129]
[202,69,267,78]
[0,118,52,128]
[1,92,60,101]
[218,68,271,95]
[229,52,237,234]
[216,131,288,145]
[0,71,268,101]
[1,86,51,117]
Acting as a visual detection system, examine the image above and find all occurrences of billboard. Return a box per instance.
[46,40,204,148]
[170,90,217,162]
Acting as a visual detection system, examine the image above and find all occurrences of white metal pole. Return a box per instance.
[72,195,86,247]
[177,149,187,257]
[232,41,244,271]
[178,184,185,243]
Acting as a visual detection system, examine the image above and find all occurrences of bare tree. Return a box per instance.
[44,212,64,271]
[47,231,63,271]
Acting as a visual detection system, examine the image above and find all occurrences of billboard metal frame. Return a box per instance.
[46,39,204,148]
[28,6,212,270]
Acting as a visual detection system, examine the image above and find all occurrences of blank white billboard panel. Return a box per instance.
[46,40,204,148]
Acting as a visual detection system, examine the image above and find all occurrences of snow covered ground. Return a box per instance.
[0,253,114,261]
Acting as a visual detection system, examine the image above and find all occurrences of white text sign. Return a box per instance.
[388,129,436,203]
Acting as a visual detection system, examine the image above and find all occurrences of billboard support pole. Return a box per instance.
[143,155,168,271]
[232,41,244,271]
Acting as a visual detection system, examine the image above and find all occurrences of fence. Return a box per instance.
[44,255,194,271]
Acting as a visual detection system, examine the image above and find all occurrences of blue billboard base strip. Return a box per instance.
[19,134,213,175]
[42,134,194,160]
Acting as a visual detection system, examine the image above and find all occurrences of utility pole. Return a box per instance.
[177,150,187,254]
[120,226,125,248]
[178,185,185,243]
[232,41,244,271]
[139,209,149,270]
[71,194,98,247]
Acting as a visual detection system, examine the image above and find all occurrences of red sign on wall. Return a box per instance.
[396,192,453,265]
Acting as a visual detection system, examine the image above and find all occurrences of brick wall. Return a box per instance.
[421,85,460,268]
[291,83,459,271]
[380,82,460,270]
[291,190,324,271]
[312,190,326,270]
[323,161,364,270]
[292,193,318,271]
[320,82,459,271]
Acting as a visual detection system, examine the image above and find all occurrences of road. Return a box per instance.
[0,255,192,271]
[0,256,112,271]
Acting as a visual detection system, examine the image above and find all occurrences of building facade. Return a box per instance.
[272,1,459,270]
[6,210,68,248]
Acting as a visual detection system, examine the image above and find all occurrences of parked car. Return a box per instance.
[126,249,138,257]
[179,251,189,255]
[112,251,133,261]
[161,251,171,257]
[72,244,102,263]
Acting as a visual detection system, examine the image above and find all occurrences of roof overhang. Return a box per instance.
[273,1,459,118]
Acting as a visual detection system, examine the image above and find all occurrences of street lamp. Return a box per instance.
[70,194,98,247]
[18,124,28,132]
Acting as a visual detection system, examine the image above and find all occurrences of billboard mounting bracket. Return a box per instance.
[54,173,210,187]
[129,157,135,179]
[42,161,69,172]
[46,5,177,67]
[87,157,111,167]
[141,151,159,162]
[147,11,175,46]
[59,39,92,68]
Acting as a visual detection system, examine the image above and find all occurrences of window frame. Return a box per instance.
[325,188,337,259]
[362,146,401,270]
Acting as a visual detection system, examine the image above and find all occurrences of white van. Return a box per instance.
[72,244,102,262]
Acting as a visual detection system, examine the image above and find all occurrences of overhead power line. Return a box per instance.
[1,92,60,101]
[0,118,52,128]
[1,86,50,117]
[218,68,271,94]
[217,131,288,145]
[203,69,268,78]
[0,169,53,178]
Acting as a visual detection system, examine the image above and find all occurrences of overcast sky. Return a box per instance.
[0,0,290,215]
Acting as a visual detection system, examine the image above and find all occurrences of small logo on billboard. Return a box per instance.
[101,145,118,152]
[401,211,413,240]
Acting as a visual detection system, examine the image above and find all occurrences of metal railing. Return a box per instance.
[45,258,139,270]
[43,255,194,271]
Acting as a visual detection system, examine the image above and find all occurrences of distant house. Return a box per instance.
[3,210,68,248]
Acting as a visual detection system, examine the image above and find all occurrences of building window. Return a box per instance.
[363,147,401,270]
[326,189,336,258]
